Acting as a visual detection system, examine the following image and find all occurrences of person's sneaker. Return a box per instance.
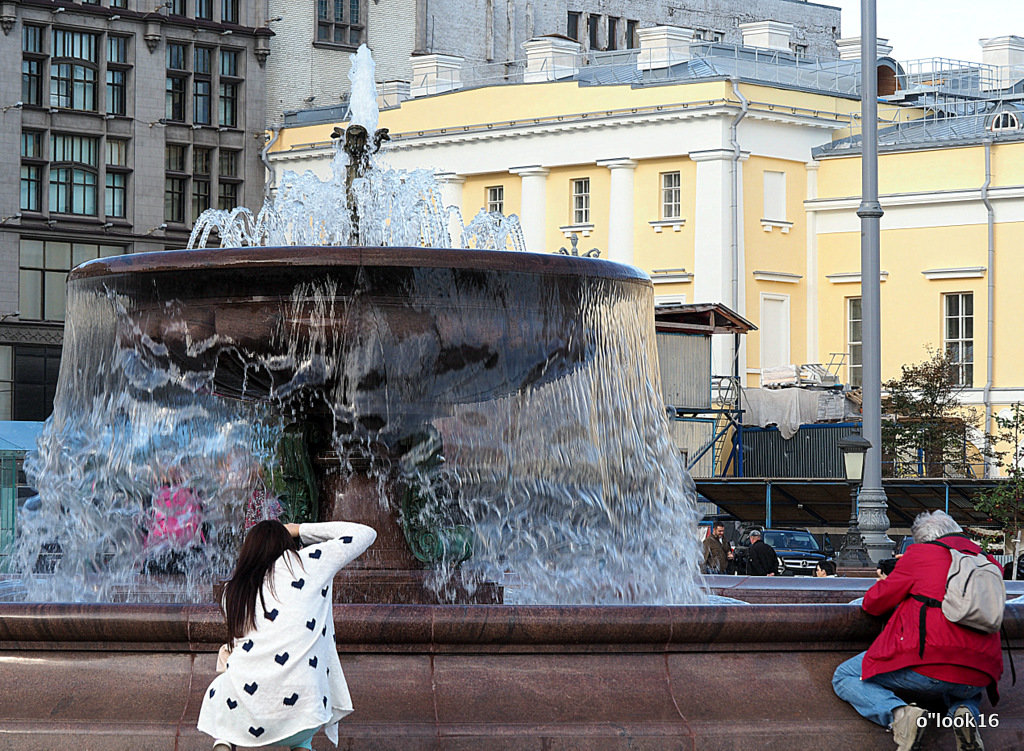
[952,706,985,751]
[891,704,927,751]
[212,743,233,751]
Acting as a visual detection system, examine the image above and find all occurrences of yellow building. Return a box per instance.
[269,28,1024,470]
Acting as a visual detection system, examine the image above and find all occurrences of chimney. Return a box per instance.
[837,37,893,61]
[738,20,794,52]
[980,35,1024,90]
[378,80,410,109]
[409,54,464,98]
[522,35,581,82]
[636,26,693,72]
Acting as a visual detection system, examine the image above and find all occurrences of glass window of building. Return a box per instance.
[566,12,580,41]
[49,134,98,215]
[316,0,364,47]
[847,297,862,388]
[0,345,11,420]
[572,178,590,224]
[944,292,974,386]
[192,146,211,220]
[587,14,599,49]
[22,26,44,107]
[218,82,237,127]
[607,17,618,50]
[20,132,43,213]
[486,185,503,214]
[51,30,99,111]
[626,19,639,49]
[661,171,681,220]
[222,0,238,24]
[218,149,240,210]
[195,0,211,19]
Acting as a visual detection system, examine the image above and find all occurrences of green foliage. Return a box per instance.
[880,348,980,478]
[974,403,1024,539]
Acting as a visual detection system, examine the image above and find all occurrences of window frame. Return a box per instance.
[315,0,365,48]
[660,171,681,220]
[571,177,590,225]
[50,29,99,112]
[486,185,504,215]
[847,296,863,388]
[943,292,974,387]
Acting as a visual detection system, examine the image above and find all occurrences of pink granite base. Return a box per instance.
[0,602,1020,750]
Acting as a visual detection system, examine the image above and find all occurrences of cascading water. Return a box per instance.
[11,45,705,605]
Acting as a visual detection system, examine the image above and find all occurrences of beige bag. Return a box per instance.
[216,643,232,672]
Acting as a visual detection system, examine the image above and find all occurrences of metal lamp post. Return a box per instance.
[837,431,872,567]
[856,0,894,562]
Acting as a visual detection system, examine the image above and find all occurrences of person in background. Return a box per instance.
[746,529,778,576]
[702,521,734,574]
[815,560,837,577]
[198,519,376,751]
[831,510,1003,751]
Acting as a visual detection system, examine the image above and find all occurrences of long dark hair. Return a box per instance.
[223,520,299,640]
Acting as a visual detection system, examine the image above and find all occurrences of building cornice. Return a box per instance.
[921,266,987,280]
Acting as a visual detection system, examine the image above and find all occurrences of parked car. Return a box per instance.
[735,527,832,576]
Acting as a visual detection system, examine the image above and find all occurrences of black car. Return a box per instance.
[735,528,832,576]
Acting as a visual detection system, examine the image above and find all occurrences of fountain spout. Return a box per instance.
[331,123,390,243]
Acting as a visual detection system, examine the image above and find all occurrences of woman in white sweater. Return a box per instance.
[198,519,376,750]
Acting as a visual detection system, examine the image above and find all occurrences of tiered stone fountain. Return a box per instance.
[0,46,1019,749]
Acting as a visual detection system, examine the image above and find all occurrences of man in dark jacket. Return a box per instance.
[832,510,1003,751]
[745,529,778,576]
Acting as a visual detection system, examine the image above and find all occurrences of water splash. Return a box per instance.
[10,45,705,606]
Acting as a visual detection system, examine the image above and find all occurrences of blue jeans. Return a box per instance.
[832,652,984,728]
[277,725,321,749]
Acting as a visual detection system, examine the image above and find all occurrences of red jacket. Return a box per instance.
[861,534,1003,687]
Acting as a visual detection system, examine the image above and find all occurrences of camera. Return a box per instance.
[877,558,898,576]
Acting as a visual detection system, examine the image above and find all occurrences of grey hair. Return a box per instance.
[911,510,962,543]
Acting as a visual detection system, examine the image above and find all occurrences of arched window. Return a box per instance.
[990,111,1021,132]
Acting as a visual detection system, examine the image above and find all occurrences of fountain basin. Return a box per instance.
[0,602,1020,750]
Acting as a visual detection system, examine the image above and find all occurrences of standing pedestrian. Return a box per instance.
[702,521,734,574]
[746,529,778,576]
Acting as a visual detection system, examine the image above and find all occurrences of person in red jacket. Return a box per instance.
[832,510,1003,751]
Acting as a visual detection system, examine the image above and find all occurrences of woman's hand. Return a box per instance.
[285,523,301,538]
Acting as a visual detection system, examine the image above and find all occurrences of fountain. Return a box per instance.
[0,46,1020,749]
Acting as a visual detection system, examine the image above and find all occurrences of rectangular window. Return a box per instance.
[49,134,99,216]
[218,82,237,127]
[572,178,590,224]
[22,58,43,107]
[194,146,211,175]
[22,25,42,54]
[944,292,974,386]
[566,12,580,41]
[486,185,504,214]
[222,0,238,24]
[194,47,211,75]
[166,76,186,121]
[51,30,98,111]
[316,0,363,46]
[0,345,11,421]
[847,297,862,388]
[220,49,238,77]
[192,178,210,221]
[218,181,238,210]
[165,144,187,171]
[105,172,126,218]
[626,19,639,49]
[106,68,126,116]
[167,42,187,71]
[218,149,238,177]
[661,171,681,220]
[194,79,211,124]
[169,0,186,15]
[763,170,787,221]
[106,138,127,167]
[587,15,600,49]
[165,176,186,223]
[607,17,618,51]
[108,36,127,64]
[51,134,98,166]
[19,241,123,323]
[21,131,42,158]
[20,165,41,212]
[195,0,211,19]
[110,0,126,7]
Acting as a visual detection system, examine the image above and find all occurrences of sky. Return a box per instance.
[830,0,1022,63]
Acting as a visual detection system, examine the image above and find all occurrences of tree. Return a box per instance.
[881,348,981,478]
[974,403,1024,579]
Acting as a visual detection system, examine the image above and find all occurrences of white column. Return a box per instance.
[510,165,549,252]
[805,160,819,364]
[435,172,466,244]
[597,158,637,265]
[690,148,739,376]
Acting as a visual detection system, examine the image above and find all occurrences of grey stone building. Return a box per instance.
[1,0,268,421]
[266,0,841,125]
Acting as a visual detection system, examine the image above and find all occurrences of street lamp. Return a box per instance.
[837,431,872,567]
